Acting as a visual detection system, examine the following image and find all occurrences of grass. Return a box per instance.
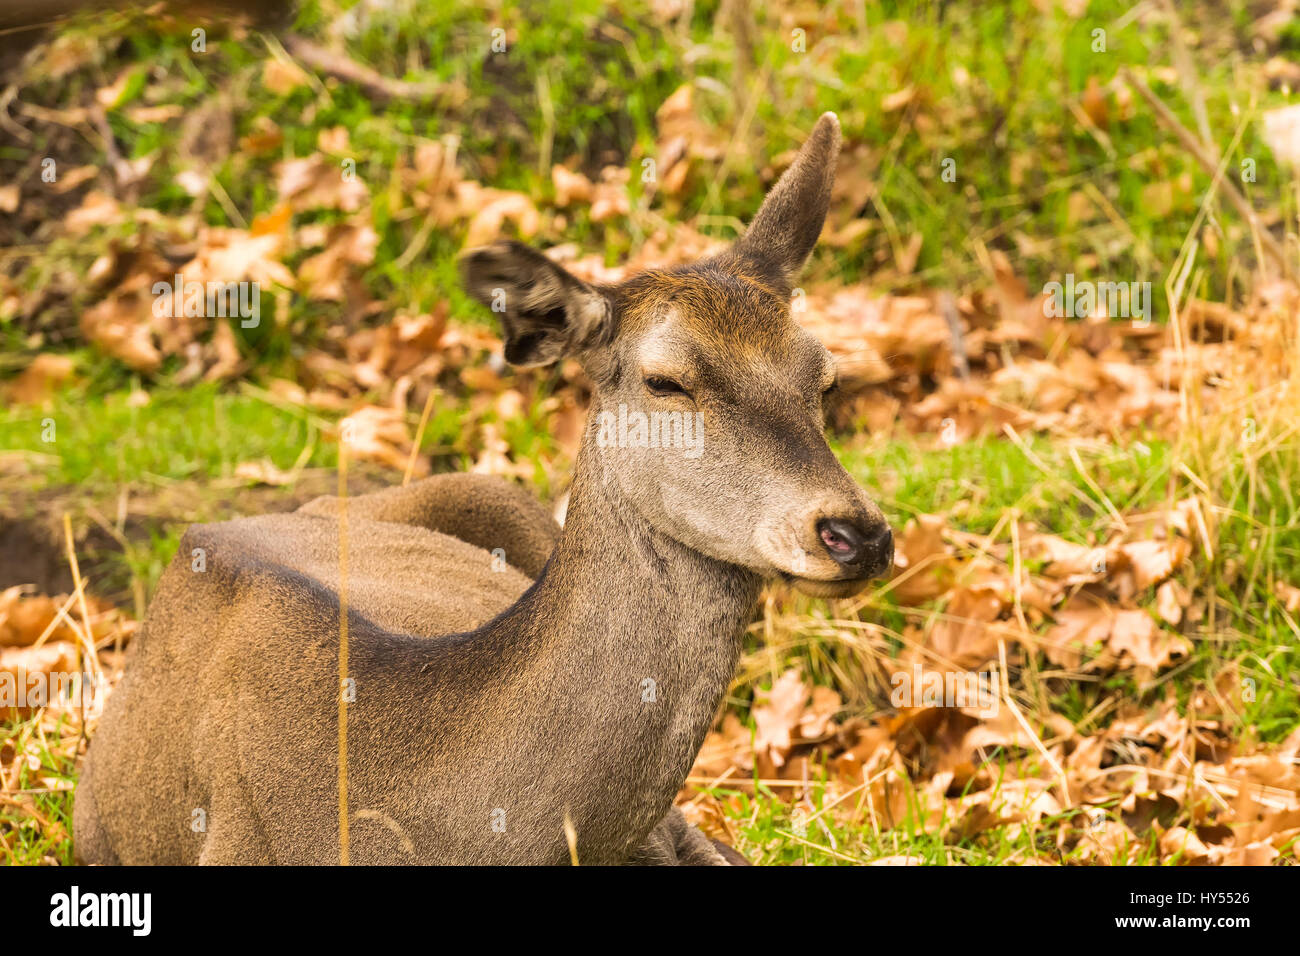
[691,778,1165,866]
[2,377,334,489]
[0,363,570,498]
[0,714,79,866]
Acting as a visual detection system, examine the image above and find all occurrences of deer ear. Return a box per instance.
[732,112,841,288]
[460,241,613,368]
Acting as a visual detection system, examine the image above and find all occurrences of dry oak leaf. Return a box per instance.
[960,706,1046,761]
[234,459,297,486]
[1224,841,1280,866]
[1,588,60,647]
[64,191,127,235]
[470,423,530,480]
[1276,581,1300,613]
[337,405,427,475]
[589,166,632,223]
[276,154,369,213]
[653,83,724,196]
[346,308,448,390]
[347,314,445,392]
[1044,598,1114,669]
[204,319,244,382]
[1119,537,1190,591]
[926,585,1005,670]
[262,57,310,95]
[0,589,129,650]
[1262,102,1300,169]
[51,165,99,194]
[799,685,842,741]
[818,289,950,376]
[1075,819,1143,865]
[403,136,463,221]
[0,642,78,718]
[80,294,161,372]
[298,221,379,301]
[867,855,925,866]
[5,354,75,405]
[889,513,954,604]
[551,165,593,206]
[1025,531,1111,581]
[460,185,541,248]
[1156,580,1187,626]
[1081,75,1109,130]
[691,711,754,780]
[318,125,350,155]
[752,668,810,770]
[240,116,285,156]
[1047,599,1190,673]
[1106,610,1190,673]
[1158,825,1212,864]
[181,220,294,290]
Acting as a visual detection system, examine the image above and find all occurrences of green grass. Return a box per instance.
[837,432,1174,537]
[0,714,79,866]
[0,371,569,497]
[696,771,1164,865]
[1,375,335,490]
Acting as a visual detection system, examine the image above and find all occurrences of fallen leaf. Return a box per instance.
[551,165,593,206]
[1120,538,1189,591]
[5,354,75,405]
[1156,580,1186,625]
[276,154,369,213]
[263,57,310,95]
[338,405,426,475]
[1262,103,1300,169]
[234,459,297,486]
[1107,610,1189,672]
[752,668,808,770]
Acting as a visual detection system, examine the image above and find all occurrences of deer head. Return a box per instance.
[462,113,891,598]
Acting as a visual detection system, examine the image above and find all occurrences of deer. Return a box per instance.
[73,112,893,865]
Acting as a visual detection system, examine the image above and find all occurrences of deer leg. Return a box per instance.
[196,803,273,865]
[299,473,560,578]
[71,775,120,865]
[626,806,734,866]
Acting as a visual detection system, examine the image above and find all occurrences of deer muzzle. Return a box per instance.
[816,515,894,579]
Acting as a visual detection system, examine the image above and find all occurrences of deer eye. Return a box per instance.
[644,375,690,398]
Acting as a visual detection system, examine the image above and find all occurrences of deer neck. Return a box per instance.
[545,441,761,638]
[528,436,759,702]
[484,437,760,829]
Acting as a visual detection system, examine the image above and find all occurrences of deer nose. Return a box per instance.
[816,517,893,576]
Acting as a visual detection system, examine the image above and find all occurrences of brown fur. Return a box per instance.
[74,113,890,865]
